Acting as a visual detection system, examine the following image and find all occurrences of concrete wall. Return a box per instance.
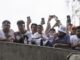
[0,42,79,60]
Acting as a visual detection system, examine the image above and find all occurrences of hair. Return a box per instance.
[76,26,80,30]
[37,25,43,28]
[67,15,70,18]
[49,28,55,32]
[31,23,37,28]
[68,23,73,26]
[17,20,25,25]
[2,20,11,24]
[71,27,76,30]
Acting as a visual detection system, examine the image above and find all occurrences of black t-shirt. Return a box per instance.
[14,31,28,43]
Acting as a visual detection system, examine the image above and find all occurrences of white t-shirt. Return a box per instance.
[0,30,6,40]
[70,35,80,47]
[26,31,36,44]
[32,32,48,46]
[0,29,14,42]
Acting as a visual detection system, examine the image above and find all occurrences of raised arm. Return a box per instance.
[45,15,54,35]
[27,16,31,31]
[52,16,61,28]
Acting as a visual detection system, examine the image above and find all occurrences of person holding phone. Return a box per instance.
[45,15,56,46]
[31,25,53,47]
[26,16,38,45]
[49,15,62,28]
[14,20,28,44]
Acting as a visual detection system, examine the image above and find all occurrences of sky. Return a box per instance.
[0,0,72,31]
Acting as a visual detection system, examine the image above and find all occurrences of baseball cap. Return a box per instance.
[58,25,67,33]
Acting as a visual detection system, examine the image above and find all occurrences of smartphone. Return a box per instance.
[67,15,71,24]
[27,16,31,23]
[41,18,45,25]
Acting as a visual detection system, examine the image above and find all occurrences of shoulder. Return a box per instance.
[14,31,20,35]
[70,35,77,39]
[0,30,5,35]
[64,34,70,39]
[34,32,39,35]
[26,31,32,35]
[0,30,6,39]
[10,29,14,32]
[9,29,14,34]
[33,32,39,36]
[33,32,41,38]
[70,35,78,42]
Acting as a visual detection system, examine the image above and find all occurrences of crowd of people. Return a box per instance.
[0,15,80,50]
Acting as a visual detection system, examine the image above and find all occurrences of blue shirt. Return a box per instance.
[54,34,70,44]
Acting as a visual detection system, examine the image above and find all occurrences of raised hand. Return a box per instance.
[27,16,31,25]
[48,15,55,22]
[41,18,45,25]
[27,16,31,31]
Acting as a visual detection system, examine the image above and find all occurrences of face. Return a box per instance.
[58,31,66,37]
[71,29,76,35]
[18,24,25,31]
[76,29,80,37]
[2,23,10,30]
[68,25,72,31]
[37,26,43,34]
[31,25,37,33]
[49,30,55,36]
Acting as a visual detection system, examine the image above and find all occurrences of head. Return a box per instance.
[56,20,61,27]
[67,24,73,31]
[17,20,25,32]
[2,20,11,31]
[58,26,67,37]
[37,25,43,34]
[31,23,37,33]
[76,26,80,38]
[71,27,76,35]
[49,28,56,36]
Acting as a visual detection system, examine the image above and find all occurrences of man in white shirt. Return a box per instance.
[26,16,38,44]
[0,20,15,42]
[27,23,37,44]
[70,26,80,49]
[45,15,56,45]
[31,25,52,46]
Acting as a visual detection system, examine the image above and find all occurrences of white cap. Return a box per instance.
[58,25,67,33]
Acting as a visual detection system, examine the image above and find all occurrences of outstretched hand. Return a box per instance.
[41,18,45,25]
[27,16,31,25]
[48,15,56,22]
